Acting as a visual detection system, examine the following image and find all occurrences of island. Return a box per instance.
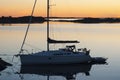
[0,16,45,24]
[1,16,120,24]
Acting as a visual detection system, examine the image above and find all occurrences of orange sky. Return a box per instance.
[0,0,120,17]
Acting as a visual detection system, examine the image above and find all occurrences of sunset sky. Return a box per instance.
[0,0,120,17]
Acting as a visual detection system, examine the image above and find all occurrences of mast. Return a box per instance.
[46,0,79,51]
[47,0,50,51]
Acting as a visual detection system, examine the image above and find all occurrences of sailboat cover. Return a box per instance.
[48,38,80,44]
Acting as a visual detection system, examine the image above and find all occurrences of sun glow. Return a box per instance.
[0,0,120,17]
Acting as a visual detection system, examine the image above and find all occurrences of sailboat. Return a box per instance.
[18,0,92,65]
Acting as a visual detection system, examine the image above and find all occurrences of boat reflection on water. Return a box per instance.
[19,63,106,80]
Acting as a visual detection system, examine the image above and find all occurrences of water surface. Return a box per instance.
[0,22,120,80]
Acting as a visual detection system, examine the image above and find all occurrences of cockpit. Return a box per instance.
[59,45,90,55]
[66,45,76,52]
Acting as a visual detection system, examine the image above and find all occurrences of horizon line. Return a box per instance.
[1,16,120,19]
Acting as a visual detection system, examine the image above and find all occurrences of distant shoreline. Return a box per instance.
[0,16,45,24]
[51,17,120,23]
[1,16,120,24]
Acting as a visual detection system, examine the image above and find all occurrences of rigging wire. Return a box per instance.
[12,0,38,62]
[19,0,37,54]
[25,43,42,51]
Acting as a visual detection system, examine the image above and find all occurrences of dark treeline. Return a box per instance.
[73,18,120,23]
[0,16,45,24]
[53,17,120,23]
[1,16,120,24]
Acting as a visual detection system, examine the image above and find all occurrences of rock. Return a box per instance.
[0,58,12,67]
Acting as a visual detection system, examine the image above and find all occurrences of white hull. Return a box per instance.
[20,54,91,65]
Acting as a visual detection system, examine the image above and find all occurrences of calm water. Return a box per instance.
[0,22,120,80]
